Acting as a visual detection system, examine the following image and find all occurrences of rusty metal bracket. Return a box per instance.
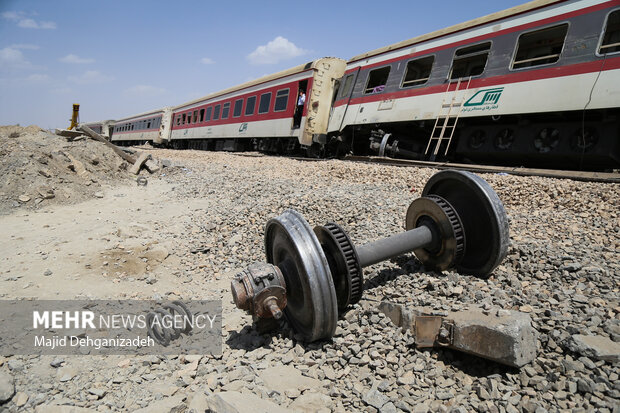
[437,319,454,347]
[413,316,455,348]
[414,316,443,348]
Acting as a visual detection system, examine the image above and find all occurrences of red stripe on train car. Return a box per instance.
[334,55,620,108]
[172,77,312,130]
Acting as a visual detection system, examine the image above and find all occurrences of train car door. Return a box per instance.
[337,67,360,131]
[293,80,308,129]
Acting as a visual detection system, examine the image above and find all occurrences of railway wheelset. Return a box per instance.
[231,170,510,341]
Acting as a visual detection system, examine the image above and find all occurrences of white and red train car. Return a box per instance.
[165,58,345,154]
[82,120,115,139]
[326,0,620,169]
[110,108,172,145]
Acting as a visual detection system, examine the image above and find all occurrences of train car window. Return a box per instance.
[206,107,212,121]
[600,10,620,54]
[364,66,391,94]
[147,121,151,129]
[233,99,243,117]
[213,104,221,120]
[401,56,435,87]
[192,110,198,123]
[274,89,289,112]
[512,24,568,69]
[245,96,256,115]
[199,109,205,122]
[450,42,491,79]
[182,114,187,124]
[222,102,230,119]
[258,92,272,114]
[340,74,354,98]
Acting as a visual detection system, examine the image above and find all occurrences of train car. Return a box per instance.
[327,0,620,170]
[110,108,173,146]
[165,58,346,155]
[83,120,115,139]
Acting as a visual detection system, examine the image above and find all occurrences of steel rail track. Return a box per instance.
[226,152,620,183]
[343,156,620,184]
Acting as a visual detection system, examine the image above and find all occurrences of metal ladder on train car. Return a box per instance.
[425,77,471,161]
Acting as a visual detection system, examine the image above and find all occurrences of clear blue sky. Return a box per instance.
[0,0,525,129]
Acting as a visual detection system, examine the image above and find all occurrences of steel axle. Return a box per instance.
[231,170,510,342]
[356,225,434,268]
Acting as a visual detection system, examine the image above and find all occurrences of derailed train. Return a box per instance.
[88,0,620,170]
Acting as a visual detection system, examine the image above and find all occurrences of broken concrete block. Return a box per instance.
[449,308,537,368]
[378,301,537,368]
[128,152,151,175]
[566,334,620,362]
[144,159,160,173]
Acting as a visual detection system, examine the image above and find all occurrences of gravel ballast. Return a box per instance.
[0,147,618,412]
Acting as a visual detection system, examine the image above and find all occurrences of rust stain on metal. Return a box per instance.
[415,316,443,348]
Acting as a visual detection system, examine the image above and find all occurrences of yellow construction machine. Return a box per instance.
[68,103,80,130]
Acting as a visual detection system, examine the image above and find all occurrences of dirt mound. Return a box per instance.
[0,125,131,215]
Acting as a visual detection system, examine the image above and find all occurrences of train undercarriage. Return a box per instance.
[109,109,619,172]
[329,108,620,171]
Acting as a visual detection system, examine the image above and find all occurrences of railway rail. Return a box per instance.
[229,152,620,183]
[343,156,620,183]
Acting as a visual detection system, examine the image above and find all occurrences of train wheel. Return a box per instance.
[306,143,322,158]
[494,128,515,150]
[468,130,486,149]
[570,126,598,152]
[534,128,560,153]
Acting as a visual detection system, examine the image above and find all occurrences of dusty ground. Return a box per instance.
[0,132,618,412]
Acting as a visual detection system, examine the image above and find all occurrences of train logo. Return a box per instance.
[239,123,248,133]
[463,87,504,108]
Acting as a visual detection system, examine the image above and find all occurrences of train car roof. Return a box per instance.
[113,108,166,123]
[83,119,114,125]
[348,0,563,63]
[173,58,342,110]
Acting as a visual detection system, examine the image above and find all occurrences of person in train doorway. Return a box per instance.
[293,89,305,129]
